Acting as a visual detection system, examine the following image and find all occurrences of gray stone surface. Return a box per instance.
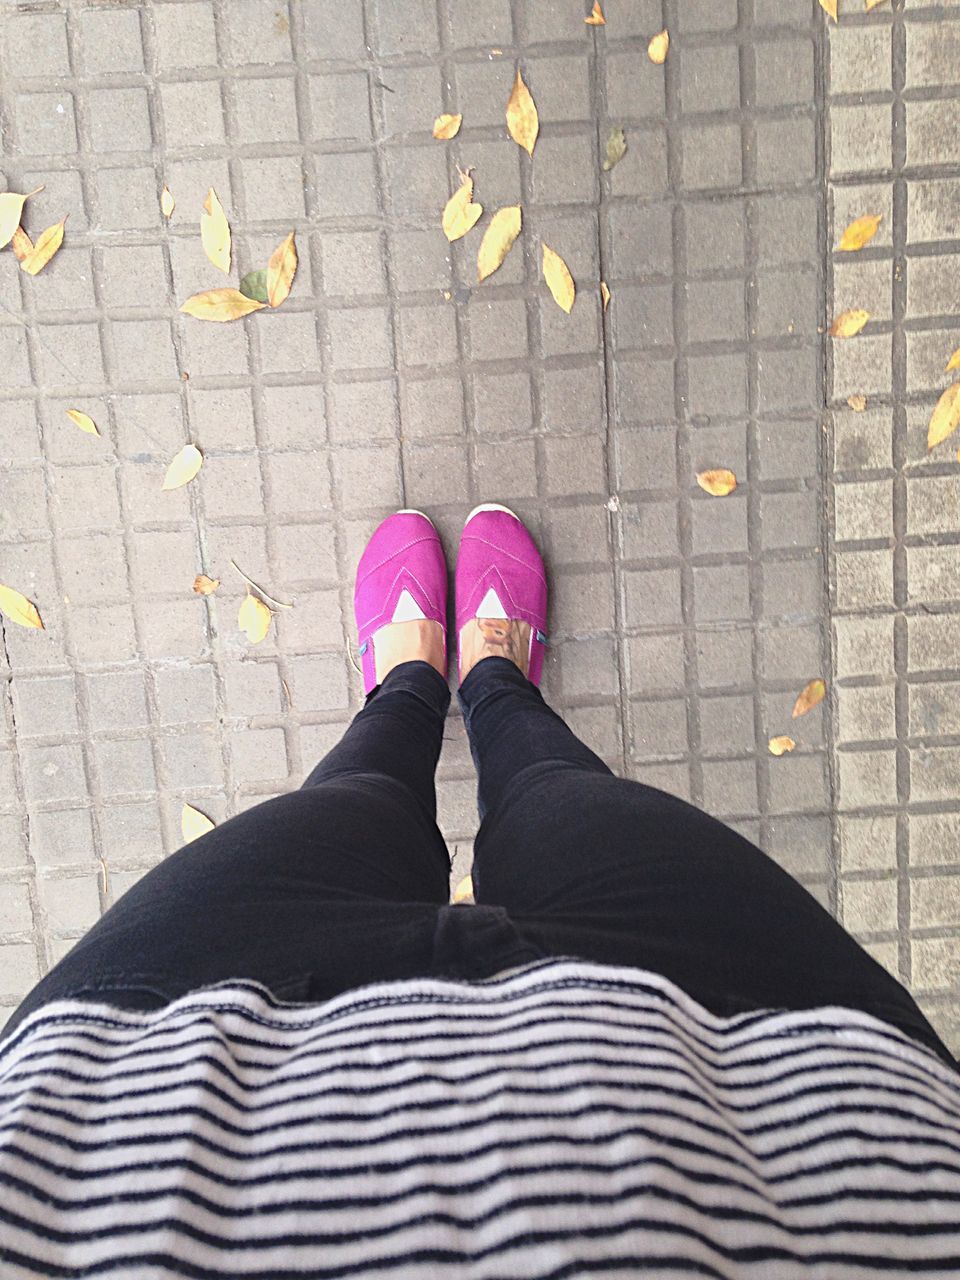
[0,0,958,1052]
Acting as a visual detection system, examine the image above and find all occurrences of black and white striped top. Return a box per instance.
[2,956,960,1278]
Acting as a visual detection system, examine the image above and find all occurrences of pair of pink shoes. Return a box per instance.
[354,504,548,693]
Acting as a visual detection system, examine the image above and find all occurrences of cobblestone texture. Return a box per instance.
[0,0,957,1052]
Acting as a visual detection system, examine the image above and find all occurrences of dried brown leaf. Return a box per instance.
[838,213,882,251]
[432,113,462,140]
[829,308,870,338]
[162,444,203,491]
[239,590,272,645]
[847,394,868,412]
[193,574,220,596]
[201,187,231,274]
[477,205,522,282]
[819,0,838,20]
[442,172,483,242]
[267,231,297,307]
[928,383,960,450]
[600,281,610,311]
[20,217,66,276]
[696,468,737,496]
[0,186,42,250]
[648,29,669,64]
[768,736,796,757]
[160,185,175,218]
[181,803,216,843]
[0,583,43,630]
[65,409,100,436]
[179,288,265,322]
[585,2,606,24]
[10,226,32,262]
[506,67,539,156]
[542,242,575,313]
[792,678,826,719]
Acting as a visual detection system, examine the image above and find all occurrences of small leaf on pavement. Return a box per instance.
[0,584,44,630]
[847,394,867,412]
[201,187,231,274]
[792,678,826,718]
[829,308,870,338]
[193,574,220,596]
[179,288,265,322]
[0,187,42,250]
[600,281,610,310]
[66,409,100,436]
[239,590,272,644]
[181,803,215,843]
[768,736,796,757]
[542,243,575,313]
[819,0,838,20]
[585,2,605,24]
[239,268,269,303]
[477,206,522,282]
[648,29,669,63]
[928,383,960,450]
[946,347,960,373]
[697,469,737,496]
[838,213,882,251]
[161,185,175,218]
[506,68,539,156]
[432,113,462,140]
[10,226,32,262]
[20,217,66,275]
[267,231,297,307]
[442,172,483,242]
[602,126,627,172]
[162,444,203,490]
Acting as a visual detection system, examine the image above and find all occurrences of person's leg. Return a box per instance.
[459,655,955,1067]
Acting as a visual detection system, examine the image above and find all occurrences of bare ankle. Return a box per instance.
[373,619,445,684]
[459,617,532,682]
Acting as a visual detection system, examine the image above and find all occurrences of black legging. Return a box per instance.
[5,656,955,1068]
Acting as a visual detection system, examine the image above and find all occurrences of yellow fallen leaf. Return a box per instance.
[0,584,44,630]
[792,678,826,719]
[768,736,796,757]
[542,242,575,313]
[585,1,605,24]
[600,281,610,311]
[0,186,42,250]
[162,444,203,490]
[239,590,272,644]
[819,0,838,19]
[946,348,960,373]
[160,185,175,218]
[10,226,32,262]
[442,172,483,242]
[432,112,462,140]
[66,409,99,436]
[201,187,231,274]
[267,231,297,308]
[506,67,539,156]
[477,206,522,283]
[193,574,220,596]
[20,217,66,276]
[181,803,215,843]
[928,383,960,450]
[829,308,870,338]
[452,874,474,904]
[838,213,882,252]
[847,394,867,412]
[179,288,265,322]
[648,29,669,64]
[697,469,737,496]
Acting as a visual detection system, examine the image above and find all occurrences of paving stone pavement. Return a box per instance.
[0,0,958,1051]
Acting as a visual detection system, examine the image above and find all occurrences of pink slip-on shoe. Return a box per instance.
[455,503,548,686]
[354,510,447,695]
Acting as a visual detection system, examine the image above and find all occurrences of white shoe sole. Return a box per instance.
[464,502,519,526]
[396,508,436,527]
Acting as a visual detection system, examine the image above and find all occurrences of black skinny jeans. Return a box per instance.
[4,657,955,1068]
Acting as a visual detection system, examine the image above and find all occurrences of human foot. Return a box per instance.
[455,504,547,686]
[354,510,447,694]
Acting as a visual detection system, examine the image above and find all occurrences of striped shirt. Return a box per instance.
[1,956,960,1278]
